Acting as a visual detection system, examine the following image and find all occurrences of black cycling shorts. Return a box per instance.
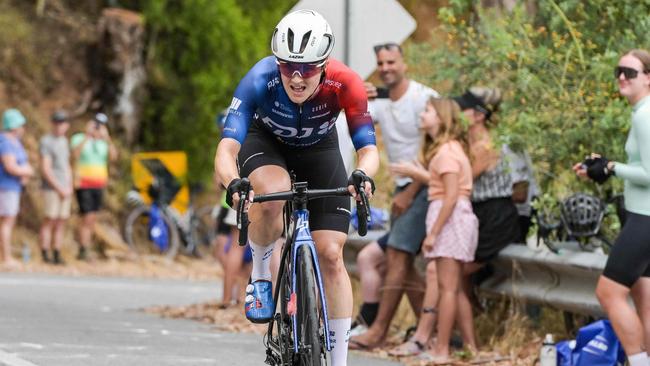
[237,121,350,234]
[602,211,650,288]
[75,188,103,214]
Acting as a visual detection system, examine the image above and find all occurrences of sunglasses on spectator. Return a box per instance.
[373,43,403,54]
[614,66,648,80]
[276,60,325,79]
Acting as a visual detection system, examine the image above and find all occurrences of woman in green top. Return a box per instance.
[574,49,650,366]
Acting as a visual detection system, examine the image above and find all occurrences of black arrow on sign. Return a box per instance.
[140,158,181,205]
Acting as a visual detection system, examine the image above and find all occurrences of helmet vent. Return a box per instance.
[317,34,333,57]
[287,28,294,53]
[299,31,312,54]
[271,29,279,52]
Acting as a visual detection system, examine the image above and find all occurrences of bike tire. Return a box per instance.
[296,244,325,365]
[123,205,180,260]
[275,249,294,365]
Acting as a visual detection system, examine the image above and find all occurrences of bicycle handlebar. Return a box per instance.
[235,178,371,246]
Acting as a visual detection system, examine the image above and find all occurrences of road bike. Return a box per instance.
[123,181,213,259]
[235,178,370,365]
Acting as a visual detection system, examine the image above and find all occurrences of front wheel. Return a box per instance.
[123,205,180,260]
[296,244,326,365]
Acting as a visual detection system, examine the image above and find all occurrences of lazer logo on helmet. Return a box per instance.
[288,55,304,59]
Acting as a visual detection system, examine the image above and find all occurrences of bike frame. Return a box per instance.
[290,208,332,352]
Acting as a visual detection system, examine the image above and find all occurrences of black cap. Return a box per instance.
[51,110,68,123]
[94,113,108,125]
[453,90,491,119]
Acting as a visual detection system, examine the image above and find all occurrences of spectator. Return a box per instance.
[70,113,117,261]
[389,98,478,360]
[453,87,520,351]
[574,49,650,366]
[38,111,73,265]
[0,109,34,269]
[350,42,439,350]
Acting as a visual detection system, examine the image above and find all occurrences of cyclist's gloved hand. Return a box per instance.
[586,156,613,184]
[347,169,375,196]
[226,178,243,208]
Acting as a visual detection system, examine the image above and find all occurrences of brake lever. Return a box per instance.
[355,184,371,236]
[237,178,251,246]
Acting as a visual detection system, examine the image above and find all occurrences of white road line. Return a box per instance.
[0,349,39,366]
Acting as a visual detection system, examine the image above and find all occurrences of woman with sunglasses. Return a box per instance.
[573,49,650,366]
[214,9,378,366]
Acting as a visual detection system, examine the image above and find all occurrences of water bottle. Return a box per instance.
[540,333,557,366]
[21,243,31,263]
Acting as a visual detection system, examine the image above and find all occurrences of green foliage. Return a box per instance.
[409,0,650,198]
[140,0,294,181]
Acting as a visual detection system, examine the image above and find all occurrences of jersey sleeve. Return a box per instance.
[339,71,376,150]
[615,111,650,186]
[221,61,265,145]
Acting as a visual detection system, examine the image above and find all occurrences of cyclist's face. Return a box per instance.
[617,54,650,102]
[419,102,440,136]
[376,49,407,88]
[280,66,323,104]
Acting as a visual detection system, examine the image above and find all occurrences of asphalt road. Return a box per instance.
[0,273,399,366]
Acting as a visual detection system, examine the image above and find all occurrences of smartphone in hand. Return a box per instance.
[376,87,390,99]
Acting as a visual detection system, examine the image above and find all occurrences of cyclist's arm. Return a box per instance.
[355,145,379,178]
[215,60,266,187]
[215,138,241,188]
[613,113,650,186]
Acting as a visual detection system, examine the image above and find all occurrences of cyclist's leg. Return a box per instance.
[238,125,291,322]
[598,212,650,359]
[312,230,352,366]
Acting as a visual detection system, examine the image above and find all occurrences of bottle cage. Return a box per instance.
[560,193,606,238]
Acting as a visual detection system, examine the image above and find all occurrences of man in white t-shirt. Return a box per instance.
[350,43,440,350]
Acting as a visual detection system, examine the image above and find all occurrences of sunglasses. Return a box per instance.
[276,60,324,79]
[373,43,403,54]
[614,66,647,80]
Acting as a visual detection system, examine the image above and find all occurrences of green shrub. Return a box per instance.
[409,0,650,199]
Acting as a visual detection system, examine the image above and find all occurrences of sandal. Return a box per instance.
[418,352,454,365]
[388,339,426,357]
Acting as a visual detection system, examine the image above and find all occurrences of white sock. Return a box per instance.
[628,352,649,366]
[249,240,273,282]
[328,317,351,366]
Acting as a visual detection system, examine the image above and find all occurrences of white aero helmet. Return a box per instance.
[271,9,335,65]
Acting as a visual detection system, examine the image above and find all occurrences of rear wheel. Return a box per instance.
[123,205,180,260]
[296,244,325,365]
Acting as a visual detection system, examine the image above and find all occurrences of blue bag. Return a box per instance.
[350,207,389,231]
[556,320,626,366]
[149,204,169,252]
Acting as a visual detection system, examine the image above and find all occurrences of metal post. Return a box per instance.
[344,0,350,65]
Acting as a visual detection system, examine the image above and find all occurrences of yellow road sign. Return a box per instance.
[131,151,188,214]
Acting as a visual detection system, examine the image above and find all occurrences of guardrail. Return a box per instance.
[345,231,607,318]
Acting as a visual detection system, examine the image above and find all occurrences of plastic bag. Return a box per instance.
[149,204,169,252]
[556,319,626,366]
[350,207,389,231]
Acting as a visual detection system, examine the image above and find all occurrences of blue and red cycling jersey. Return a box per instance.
[222,56,376,150]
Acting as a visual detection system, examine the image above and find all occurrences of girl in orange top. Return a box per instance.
[390,98,478,362]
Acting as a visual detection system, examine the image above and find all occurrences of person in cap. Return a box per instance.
[0,108,34,269]
[38,110,73,265]
[70,112,118,261]
[453,87,520,351]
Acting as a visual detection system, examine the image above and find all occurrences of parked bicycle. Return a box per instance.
[234,178,369,366]
[535,192,625,253]
[123,179,212,259]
